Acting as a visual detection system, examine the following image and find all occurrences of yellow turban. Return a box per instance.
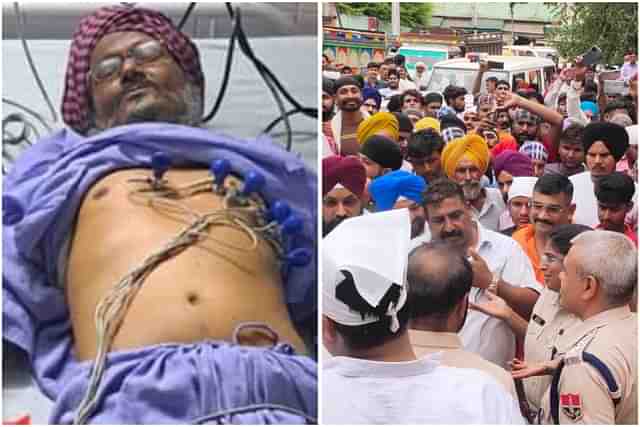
[441,134,490,178]
[414,117,441,133]
[357,112,399,145]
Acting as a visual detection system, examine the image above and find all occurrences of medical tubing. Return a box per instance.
[13,2,58,123]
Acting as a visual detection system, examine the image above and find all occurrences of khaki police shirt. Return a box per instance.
[524,287,580,411]
[539,306,637,424]
[409,329,518,399]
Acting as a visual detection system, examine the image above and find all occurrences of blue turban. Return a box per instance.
[580,101,599,120]
[369,170,427,211]
[362,87,382,109]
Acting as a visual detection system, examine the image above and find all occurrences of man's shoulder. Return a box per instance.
[481,224,522,249]
[443,349,513,382]
[544,162,563,174]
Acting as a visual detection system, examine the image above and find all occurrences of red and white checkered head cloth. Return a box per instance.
[61,5,205,134]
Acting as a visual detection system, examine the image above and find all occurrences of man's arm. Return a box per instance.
[501,91,564,127]
[468,249,539,320]
[472,61,489,96]
[547,361,617,424]
[495,280,539,321]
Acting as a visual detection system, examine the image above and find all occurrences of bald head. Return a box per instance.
[407,241,472,320]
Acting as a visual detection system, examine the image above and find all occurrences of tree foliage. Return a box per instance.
[546,3,637,65]
[335,3,432,30]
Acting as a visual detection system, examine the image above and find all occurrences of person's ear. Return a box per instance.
[322,315,337,345]
[568,203,576,219]
[625,202,634,214]
[581,275,599,302]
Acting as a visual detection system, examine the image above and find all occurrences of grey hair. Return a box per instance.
[571,230,637,306]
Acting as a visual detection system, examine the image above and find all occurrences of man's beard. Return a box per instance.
[514,131,531,146]
[338,97,363,112]
[323,216,347,237]
[411,216,426,239]
[462,180,482,201]
[93,81,202,132]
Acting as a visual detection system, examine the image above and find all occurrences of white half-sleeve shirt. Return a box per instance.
[410,221,542,369]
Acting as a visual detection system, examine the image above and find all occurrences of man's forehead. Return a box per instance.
[510,196,530,204]
[532,191,567,204]
[587,141,612,154]
[427,196,465,213]
[337,84,360,93]
[325,186,359,200]
[455,157,480,170]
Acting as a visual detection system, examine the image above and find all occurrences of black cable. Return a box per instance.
[201,11,238,123]
[14,2,58,123]
[201,3,316,151]
[3,97,53,132]
[263,107,316,134]
[222,4,294,150]
[177,3,196,31]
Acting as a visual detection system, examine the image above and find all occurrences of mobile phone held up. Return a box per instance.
[580,46,602,67]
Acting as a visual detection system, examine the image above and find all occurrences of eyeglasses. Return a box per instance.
[89,39,166,83]
[528,201,564,215]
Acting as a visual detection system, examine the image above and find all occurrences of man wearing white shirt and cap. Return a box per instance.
[500,176,538,237]
[412,179,541,370]
[322,209,525,424]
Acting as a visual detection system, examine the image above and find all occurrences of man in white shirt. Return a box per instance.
[378,69,403,107]
[413,61,430,91]
[322,209,525,424]
[416,179,541,369]
[570,122,631,226]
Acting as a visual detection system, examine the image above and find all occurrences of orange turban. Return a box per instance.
[441,134,490,178]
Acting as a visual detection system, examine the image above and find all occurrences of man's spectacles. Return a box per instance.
[541,253,564,267]
[90,40,166,83]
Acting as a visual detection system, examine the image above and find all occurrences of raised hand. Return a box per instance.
[469,290,512,320]
[467,248,493,290]
[510,358,562,379]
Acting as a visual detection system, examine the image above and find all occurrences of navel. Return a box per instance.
[186,292,200,305]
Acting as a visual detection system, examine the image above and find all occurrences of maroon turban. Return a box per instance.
[322,155,367,198]
[62,5,205,134]
[493,150,534,178]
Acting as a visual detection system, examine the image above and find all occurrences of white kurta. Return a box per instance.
[322,355,525,424]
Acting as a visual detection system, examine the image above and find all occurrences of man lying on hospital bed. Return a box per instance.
[3,5,317,424]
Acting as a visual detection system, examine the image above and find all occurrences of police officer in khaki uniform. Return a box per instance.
[538,231,637,424]
[407,241,518,399]
[521,225,588,413]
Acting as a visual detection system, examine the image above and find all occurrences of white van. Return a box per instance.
[425,55,556,94]
[503,45,558,61]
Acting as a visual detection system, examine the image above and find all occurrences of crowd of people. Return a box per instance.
[322,50,637,424]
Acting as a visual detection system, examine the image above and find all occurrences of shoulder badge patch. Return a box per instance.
[560,393,583,421]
